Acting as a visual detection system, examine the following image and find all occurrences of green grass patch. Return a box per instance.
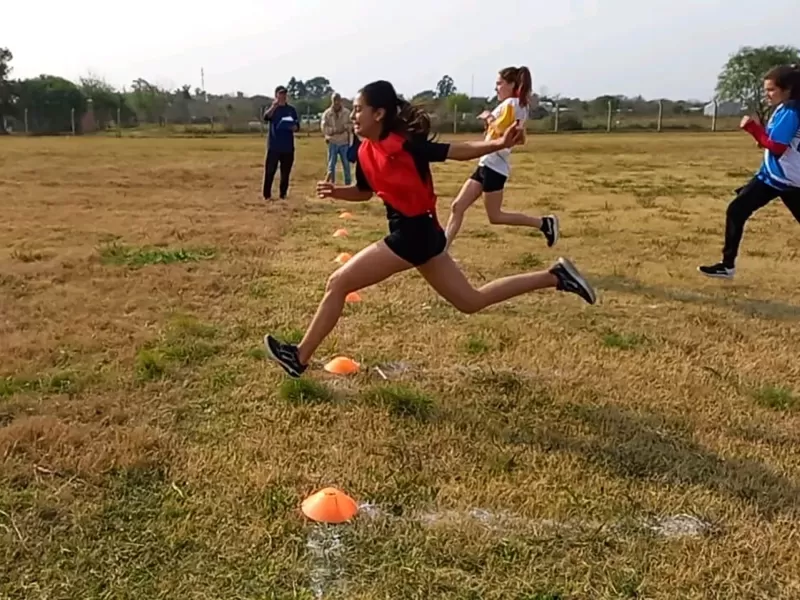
[278,378,333,404]
[752,385,797,411]
[135,316,221,381]
[0,369,85,398]
[464,333,491,355]
[99,242,216,268]
[602,331,648,350]
[512,252,544,269]
[366,384,435,421]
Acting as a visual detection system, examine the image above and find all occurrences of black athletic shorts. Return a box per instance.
[470,165,507,193]
[384,211,446,266]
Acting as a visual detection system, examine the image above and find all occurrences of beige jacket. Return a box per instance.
[321,106,351,145]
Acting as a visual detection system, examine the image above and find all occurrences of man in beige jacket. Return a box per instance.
[321,92,352,184]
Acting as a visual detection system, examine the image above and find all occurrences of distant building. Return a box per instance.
[704,101,744,117]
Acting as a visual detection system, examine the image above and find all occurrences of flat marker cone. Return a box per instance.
[339,211,354,219]
[301,487,359,524]
[345,291,361,303]
[333,228,348,238]
[334,252,352,265]
[324,356,360,375]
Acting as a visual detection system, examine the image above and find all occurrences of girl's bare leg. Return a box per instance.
[483,190,559,247]
[296,241,412,364]
[444,179,484,250]
[483,189,542,228]
[416,252,595,313]
[265,241,412,376]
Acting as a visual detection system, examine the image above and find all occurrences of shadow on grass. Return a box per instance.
[535,404,800,519]
[594,273,800,322]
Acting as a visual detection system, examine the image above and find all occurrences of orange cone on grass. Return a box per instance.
[333,228,348,238]
[345,291,361,303]
[301,487,359,524]
[335,252,352,265]
[339,211,354,219]
[324,356,360,375]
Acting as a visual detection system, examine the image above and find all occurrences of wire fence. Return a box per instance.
[2,100,741,137]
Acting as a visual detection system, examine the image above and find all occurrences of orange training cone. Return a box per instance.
[334,252,352,265]
[345,291,361,303]
[324,356,360,375]
[339,211,353,219]
[333,228,348,238]
[301,487,359,524]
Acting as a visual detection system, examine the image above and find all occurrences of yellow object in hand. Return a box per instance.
[488,102,516,139]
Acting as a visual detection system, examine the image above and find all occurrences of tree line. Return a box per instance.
[0,45,797,134]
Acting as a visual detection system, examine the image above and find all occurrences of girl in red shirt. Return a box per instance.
[265,80,596,378]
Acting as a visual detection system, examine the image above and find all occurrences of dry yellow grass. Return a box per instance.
[1,131,800,599]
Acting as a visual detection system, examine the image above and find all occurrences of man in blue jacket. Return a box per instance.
[262,85,300,200]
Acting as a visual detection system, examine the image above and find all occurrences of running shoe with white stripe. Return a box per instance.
[541,215,560,248]
[549,257,597,305]
[264,334,307,378]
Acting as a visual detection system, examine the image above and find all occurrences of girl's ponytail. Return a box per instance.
[396,98,433,141]
[499,66,533,107]
[516,66,533,108]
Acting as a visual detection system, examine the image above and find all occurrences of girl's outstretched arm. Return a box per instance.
[741,112,798,157]
[445,122,524,161]
[316,182,372,202]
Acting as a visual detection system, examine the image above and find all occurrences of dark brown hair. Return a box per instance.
[359,80,432,141]
[765,63,800,101]
[499,66,533,107]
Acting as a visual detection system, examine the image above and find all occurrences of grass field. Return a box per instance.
[2,132,800,599]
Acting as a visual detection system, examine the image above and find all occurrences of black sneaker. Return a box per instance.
[541,215,560,247]
[264,334,307,378]
[697,263,735,279]
[549,257,596,305]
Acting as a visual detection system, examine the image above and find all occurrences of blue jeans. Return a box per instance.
[326,142,351,185]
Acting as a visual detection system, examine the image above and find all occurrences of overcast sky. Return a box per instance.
[3,0,798,101]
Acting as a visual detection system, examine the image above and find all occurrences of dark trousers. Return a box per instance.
[722,177,800,267]
[263,149,294,199]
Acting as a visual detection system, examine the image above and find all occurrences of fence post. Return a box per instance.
[453,104,458,134]
[24,108,29,134]
[554,102,560,133]
[711,100,718,132]
[71,108,76,135]
[657,100,663,133]
[606,101,612,133]
[117,107,122,137]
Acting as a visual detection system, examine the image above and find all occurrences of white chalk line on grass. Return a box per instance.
[305,503,714,597]
[306,523,347,600]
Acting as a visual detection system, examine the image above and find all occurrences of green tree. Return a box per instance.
[445,93,472,114]
[286,76,306,98]
[14,75,86,133]
[716,45,800,122]
[303,76,332,98]
[436,75,456,98]
[129,78,169,123]
[80,75,134,128]
[590,95,621,116]
[0,47,12,133]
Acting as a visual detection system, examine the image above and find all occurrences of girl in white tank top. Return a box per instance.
[443,66,560,251]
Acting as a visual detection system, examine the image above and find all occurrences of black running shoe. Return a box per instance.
[697,263,735,280]
[264,334,307,378]
[549,257,597,305]
[541,215,560,248]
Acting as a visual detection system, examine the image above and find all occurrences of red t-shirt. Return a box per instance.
[355,132,450,219]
